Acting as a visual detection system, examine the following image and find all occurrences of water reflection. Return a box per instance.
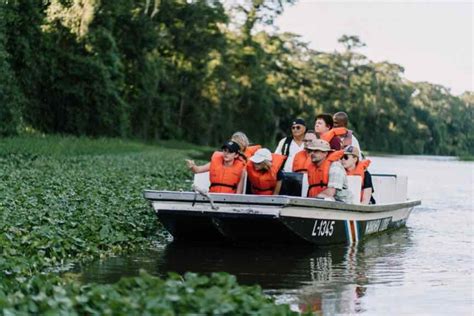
[159,243,346,289]
[79,228,412,314]
[292,228,412,314]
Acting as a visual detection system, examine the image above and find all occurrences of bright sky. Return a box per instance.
[275,0,473,95]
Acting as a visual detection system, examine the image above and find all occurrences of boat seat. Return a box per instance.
[279,172,309,197]
[371,174,407,203]
[346,175,362,204]
[346,174,409,205]
[244,172,308,196]
[194,172,407,204]
[193,172,210,191]
[278,173,361,202]
[196,171,308,197]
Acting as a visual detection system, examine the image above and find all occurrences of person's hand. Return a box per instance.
[185,159,196,171]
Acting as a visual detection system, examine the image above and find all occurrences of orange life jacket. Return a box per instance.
[209,151,245,193]
[346,160,370,183]
[307,150,344,197]
[292,150,311,173]
[320,127,347,143]
[346,160,371,200]
[247,154,286,195]
[244,145,262,159]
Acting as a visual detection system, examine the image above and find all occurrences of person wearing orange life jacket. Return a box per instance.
[185,141,246,194]
[314,113,346,150]
[333,112,363,160]
[244,145,261,159]
[231,131,261,161]
[292,130,317,173]
[305,139,352,203]
[320,126,348,143]
[341,145,376,204]
[247,148,286,195]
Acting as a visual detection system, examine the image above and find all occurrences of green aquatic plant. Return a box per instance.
[0,136,299,314]
[1,137,191,276]
[0,272,300,315]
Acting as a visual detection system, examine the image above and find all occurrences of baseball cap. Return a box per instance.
[292,118,306,127]
[306,139,332,152]
[221,141,240,153]
[343,145,360,157]
[250,148,272,163]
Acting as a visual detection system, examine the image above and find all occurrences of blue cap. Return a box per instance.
[222,141,240,153]
[292,118,306,127]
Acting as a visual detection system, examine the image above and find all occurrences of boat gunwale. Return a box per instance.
[143,190,421,213]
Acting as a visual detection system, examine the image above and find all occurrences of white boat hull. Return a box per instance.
[144,190,421,245]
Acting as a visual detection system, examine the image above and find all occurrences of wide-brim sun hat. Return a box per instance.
[306,139,332,152]
[250,148,272,163]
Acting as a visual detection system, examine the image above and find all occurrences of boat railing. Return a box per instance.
[194,172,362,203]
[193,172,408,205]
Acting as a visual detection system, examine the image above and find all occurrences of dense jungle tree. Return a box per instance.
[0,8,24,136]
[0,0,472,155]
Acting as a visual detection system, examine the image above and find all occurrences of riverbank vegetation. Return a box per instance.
[0,136,301,314]
[1,1,472,156]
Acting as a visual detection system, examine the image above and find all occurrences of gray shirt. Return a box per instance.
[327,161,353,203]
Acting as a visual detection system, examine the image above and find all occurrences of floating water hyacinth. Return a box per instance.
[0,136,300,314]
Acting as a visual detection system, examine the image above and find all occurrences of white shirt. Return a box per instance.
[274,137,305,172]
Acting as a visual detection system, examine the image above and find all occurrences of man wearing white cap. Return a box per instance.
[247,148,286,195]
[305,139,352,203]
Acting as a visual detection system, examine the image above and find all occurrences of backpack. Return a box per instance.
[280,136,293,157]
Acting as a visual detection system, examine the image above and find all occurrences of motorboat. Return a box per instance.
[143,172,421,245]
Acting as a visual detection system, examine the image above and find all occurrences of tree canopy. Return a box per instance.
[1,0,472,156]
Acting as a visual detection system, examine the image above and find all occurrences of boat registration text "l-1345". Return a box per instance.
[311,220,335,237]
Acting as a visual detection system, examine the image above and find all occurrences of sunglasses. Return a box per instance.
[292,125,303,130]
[342,154,354,160]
